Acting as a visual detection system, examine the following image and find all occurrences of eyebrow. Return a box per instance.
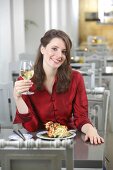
[52,45,66,51]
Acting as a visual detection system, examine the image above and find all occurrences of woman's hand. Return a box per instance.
[84,127,104,144]
[81,124,104,144]
[13,80,33,114]
[14,80,33,99]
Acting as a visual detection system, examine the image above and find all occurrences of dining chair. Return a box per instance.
[87,89,110,133]
[71,63,95,89]
[84,52,107,87]
[0,81,16,128]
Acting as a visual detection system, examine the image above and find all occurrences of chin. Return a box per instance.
[49,62,60,68]
[53,64,62,69]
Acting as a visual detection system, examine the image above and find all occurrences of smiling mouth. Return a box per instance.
[52,58,62,64]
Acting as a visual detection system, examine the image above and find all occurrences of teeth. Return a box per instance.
[53,58,62,63]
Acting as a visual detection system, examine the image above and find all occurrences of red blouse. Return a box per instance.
[14,70,91,132]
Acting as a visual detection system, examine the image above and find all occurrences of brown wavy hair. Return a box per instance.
[33,29,72,93]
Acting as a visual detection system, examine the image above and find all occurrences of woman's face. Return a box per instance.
[41,38,67,69]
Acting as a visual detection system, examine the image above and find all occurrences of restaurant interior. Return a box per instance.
[0,0,113,170]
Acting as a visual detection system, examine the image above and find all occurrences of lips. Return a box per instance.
[51,58,62,64]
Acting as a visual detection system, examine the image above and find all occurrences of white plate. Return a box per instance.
[8,134,33,140]
[36,130,76,140]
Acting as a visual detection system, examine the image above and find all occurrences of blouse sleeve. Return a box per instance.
[73,73,92,130]
[13,95,39,132]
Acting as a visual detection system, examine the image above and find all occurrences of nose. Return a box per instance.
[57,49,62,57]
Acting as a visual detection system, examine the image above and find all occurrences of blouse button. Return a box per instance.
[51,97,55,102]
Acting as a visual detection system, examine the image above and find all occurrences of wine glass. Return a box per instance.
[20,60,34,95]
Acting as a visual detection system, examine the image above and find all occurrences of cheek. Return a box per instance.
[43,51,51,59]
[62,56,66,62]
[46,50,53,57]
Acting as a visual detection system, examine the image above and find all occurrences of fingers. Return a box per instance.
[15,80,33,87]
[84,134,104,145]
[14,80,33,97]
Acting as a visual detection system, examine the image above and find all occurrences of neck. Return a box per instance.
[43,63,57,80]
[43,63,57,94]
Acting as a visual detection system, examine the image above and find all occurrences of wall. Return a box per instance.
[24,0,45,55]
[24,0,79,55]
[12,0,25,61]
[0,0,25,82]
[0,0,12,83]
[0,0,79,82]
[79,0,113,48]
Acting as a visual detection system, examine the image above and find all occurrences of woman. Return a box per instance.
[13,29,104,144]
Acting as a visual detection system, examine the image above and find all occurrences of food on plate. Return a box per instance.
[45,121,70,138]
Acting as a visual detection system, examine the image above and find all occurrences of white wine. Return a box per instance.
[20,60,34,95]
[21,70,34,80]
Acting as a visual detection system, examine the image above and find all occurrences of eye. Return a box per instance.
[62,50,67,55]
[52,47,57,51]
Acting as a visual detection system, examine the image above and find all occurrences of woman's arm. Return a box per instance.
[73,72,104,144]
[73,73,92,129]
[13,79,39,132]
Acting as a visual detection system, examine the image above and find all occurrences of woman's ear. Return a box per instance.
[40,46,45,54]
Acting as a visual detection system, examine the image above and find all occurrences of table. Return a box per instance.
[74,131,105,169]
[0,128,105,170]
